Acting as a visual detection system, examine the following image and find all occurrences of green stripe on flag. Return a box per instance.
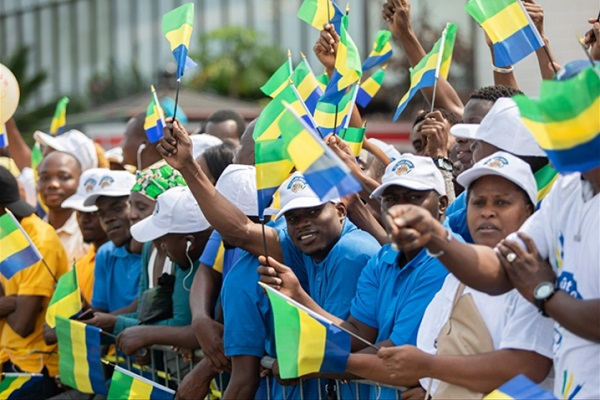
[266,287,301,378]
[465,0,516,24]
[374,30,392,52]
[0,213,19,239]
[161,2,194,33]
[56,317,76,386]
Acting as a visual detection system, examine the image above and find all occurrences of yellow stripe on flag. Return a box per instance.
[164,23,193,51]
[0,229,30,261]
[348,141,363,157]
[362,79,380,98]
[270,82,288,99]
[70,321,93,393]
[481,1,528,44]
[288,130,324,171]
[520,97,600,150]
[297,309,326,376]
[256,159,295,189]
[484,388,515,399]
[144,106,161,130]
[130,376,154,399]
[46,290,81,328]
[1,376,31,397]
[398,54,440,106]
[537,173,558,202]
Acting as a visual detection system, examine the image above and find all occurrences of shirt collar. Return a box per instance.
[56,212,80,235]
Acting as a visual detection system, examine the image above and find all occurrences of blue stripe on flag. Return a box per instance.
[85,324,108,395]
[146,119,165,144]
[393,69,437,121]
[304,88,322,114]
[362,52,392,72]
[356,87,372,108]
[493,24,544,67]
[318,321,351,374]
[543,133,600,174]
[257,187,277,218]
[0,246,41,280]
[303,158,361,201]
[172,44,189,78]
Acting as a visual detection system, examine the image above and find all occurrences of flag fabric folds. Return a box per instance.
[162,3,196,79]
[340,126,366,157]
[45,266,82,328]
[0,123,6,148]
[484,374,557,400]
[393,23,457,121]
[315,85,358,137]
[254,85,301,142]
[261,53,293,98]
[465,0,544,67]
[107,366,175,400]
[534,163,559,203]
[297,0,343,34]
[356,67,386,108]
[512,66,600,174]
[0,373,44,399]
[362,30,393,71]
[321,14,362,104]
[50,96,69,136]
[0,212,42,280]
[261,282,351,379]
[144,89,166,144]
[279,104,362,201]
[56,316,107,395]
[291,55,323,114]
[255,139,294,219]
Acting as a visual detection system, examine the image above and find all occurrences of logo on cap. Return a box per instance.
[99,176,114,188]
[84,178,97,193]
[392,160,415,176]
[287,176,307,193]
[484,156,509,169]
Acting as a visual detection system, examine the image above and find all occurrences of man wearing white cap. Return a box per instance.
[259,154,456,399]
[79,170,141,332]
[113,187,213,354]
[34,129,99,172]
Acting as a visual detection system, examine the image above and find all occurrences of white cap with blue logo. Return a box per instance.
[370,154,446,199]
[82,170,136,206]
[274,172,340,221]
[61,168,109,212]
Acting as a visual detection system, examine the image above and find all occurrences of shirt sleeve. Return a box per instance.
[199,231,224,274]
[91,246,109,311]
[350,254,381,329]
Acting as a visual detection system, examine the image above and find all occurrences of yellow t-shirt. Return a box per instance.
[0,214,69,376]
[76,244,97,305]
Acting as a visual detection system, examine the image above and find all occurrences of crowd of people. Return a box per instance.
[0,0,598,399]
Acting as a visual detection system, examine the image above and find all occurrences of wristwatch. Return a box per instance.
[533,281,557,317]
[433,157,453,172]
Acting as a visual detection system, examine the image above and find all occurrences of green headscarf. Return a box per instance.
[131,163,187,199]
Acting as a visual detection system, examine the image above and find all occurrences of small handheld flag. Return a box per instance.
[297,0,344,34]
[144,85,166,144]
[260,282,351,379]
[45,265,82,328]
[107,366,175,400]
[362,30,393,72]
[261,50,293,98]
[0,212,43,280]
[465,0,544,67]
[255,139,294,219]
[356,66,387,108]
[162,2,197,79]
[340,126,366,157]
[0,123,7,148]
[0,373,44,399]
[314,84,358,137]
[291,53,323,114]
[50,96,69,136]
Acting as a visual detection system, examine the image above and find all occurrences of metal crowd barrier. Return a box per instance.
[115,346,406,399]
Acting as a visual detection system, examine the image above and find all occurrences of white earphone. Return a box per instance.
[185,240,192,251]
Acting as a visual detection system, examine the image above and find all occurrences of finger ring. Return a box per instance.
[506,252,517,263]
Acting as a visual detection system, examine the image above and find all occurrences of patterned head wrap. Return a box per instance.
[131,163,187,199]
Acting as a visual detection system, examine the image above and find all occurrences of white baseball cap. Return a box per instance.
[105,147,124,164]
[61,168,109,212]
[450,98,546,157]
[130,187,211,242]
[83,170,136,206]
[191,134,223,160]
[457,151,538,206]
[368,138,402,164]
[370,154,446,199]
[215,164,259,217]
[274,172,340,221]
[34,129,99,171]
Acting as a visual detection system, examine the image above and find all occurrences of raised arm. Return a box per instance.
[524,0,558,80]
[5,118,31,171]
[383,0,463,116]
[156,120,282,261]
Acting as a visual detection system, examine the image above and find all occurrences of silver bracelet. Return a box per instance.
[492,64,514,74]
[425,228,452,258]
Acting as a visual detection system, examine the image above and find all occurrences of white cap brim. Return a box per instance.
[274,197,335,221]
[130,216,168,243]
[34,130,67,152]
[61,194,97,212]
[457,167,537,206]
[370,178,441,199]
[83,191,131,207]
[450,124,479,139]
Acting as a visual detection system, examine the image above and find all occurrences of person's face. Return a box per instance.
[95,196,132,247]
[233,121,255,165]
[456,99,494,170]
[38,152,81,210]
[467,176,533,248]
[120,117,145,167]
[205,120,240,147]
[411,120,427,156]
[285,203,346,263]
[380,186,447,230]
[76,210,107,245]
[156,231,211,267]
[129,192,156,226]
[471,140,500,163]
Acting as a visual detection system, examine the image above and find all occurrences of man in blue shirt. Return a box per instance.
[260,154,456,399]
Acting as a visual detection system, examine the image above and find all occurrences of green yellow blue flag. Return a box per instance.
[261,282,350,379]
[0,212,42,280]
[512,66,600,174]
[50,96,69,136]
[0,373,44,399]
[362,30,392,71]
[46,266,81,328]
[297,0,343,34]
[340,126,366,157]
[162,3,197,78]
[356,66,387,108]
[144,86,166,144]
[484,374,556,400]
[394,23,457,121]
[279,103,361,201]
[291,54,323,114]
[0,123,6,148]
[315,84,358,137]
[56,316,107,395]
[255,139,294,219]
[107,366,175,400]
[465,0,544,66]
[261,52,293,98]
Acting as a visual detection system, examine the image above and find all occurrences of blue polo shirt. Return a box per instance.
[350,227,456,399]
[200,230,244,279]
[447,192,474,243]
[92,241,141,312]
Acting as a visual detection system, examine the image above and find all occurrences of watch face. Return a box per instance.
[535,282,554,299]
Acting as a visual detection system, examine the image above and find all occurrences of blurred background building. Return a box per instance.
[0,0,595,148]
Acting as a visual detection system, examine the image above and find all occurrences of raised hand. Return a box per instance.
[416,111,451,159]
[522,0,545,37]
[257,255,302,301]
[584,17,600,61]
[314,24,339,73]
[382,0,412,39]
[156,118,194,171]
[385,204,443,253]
